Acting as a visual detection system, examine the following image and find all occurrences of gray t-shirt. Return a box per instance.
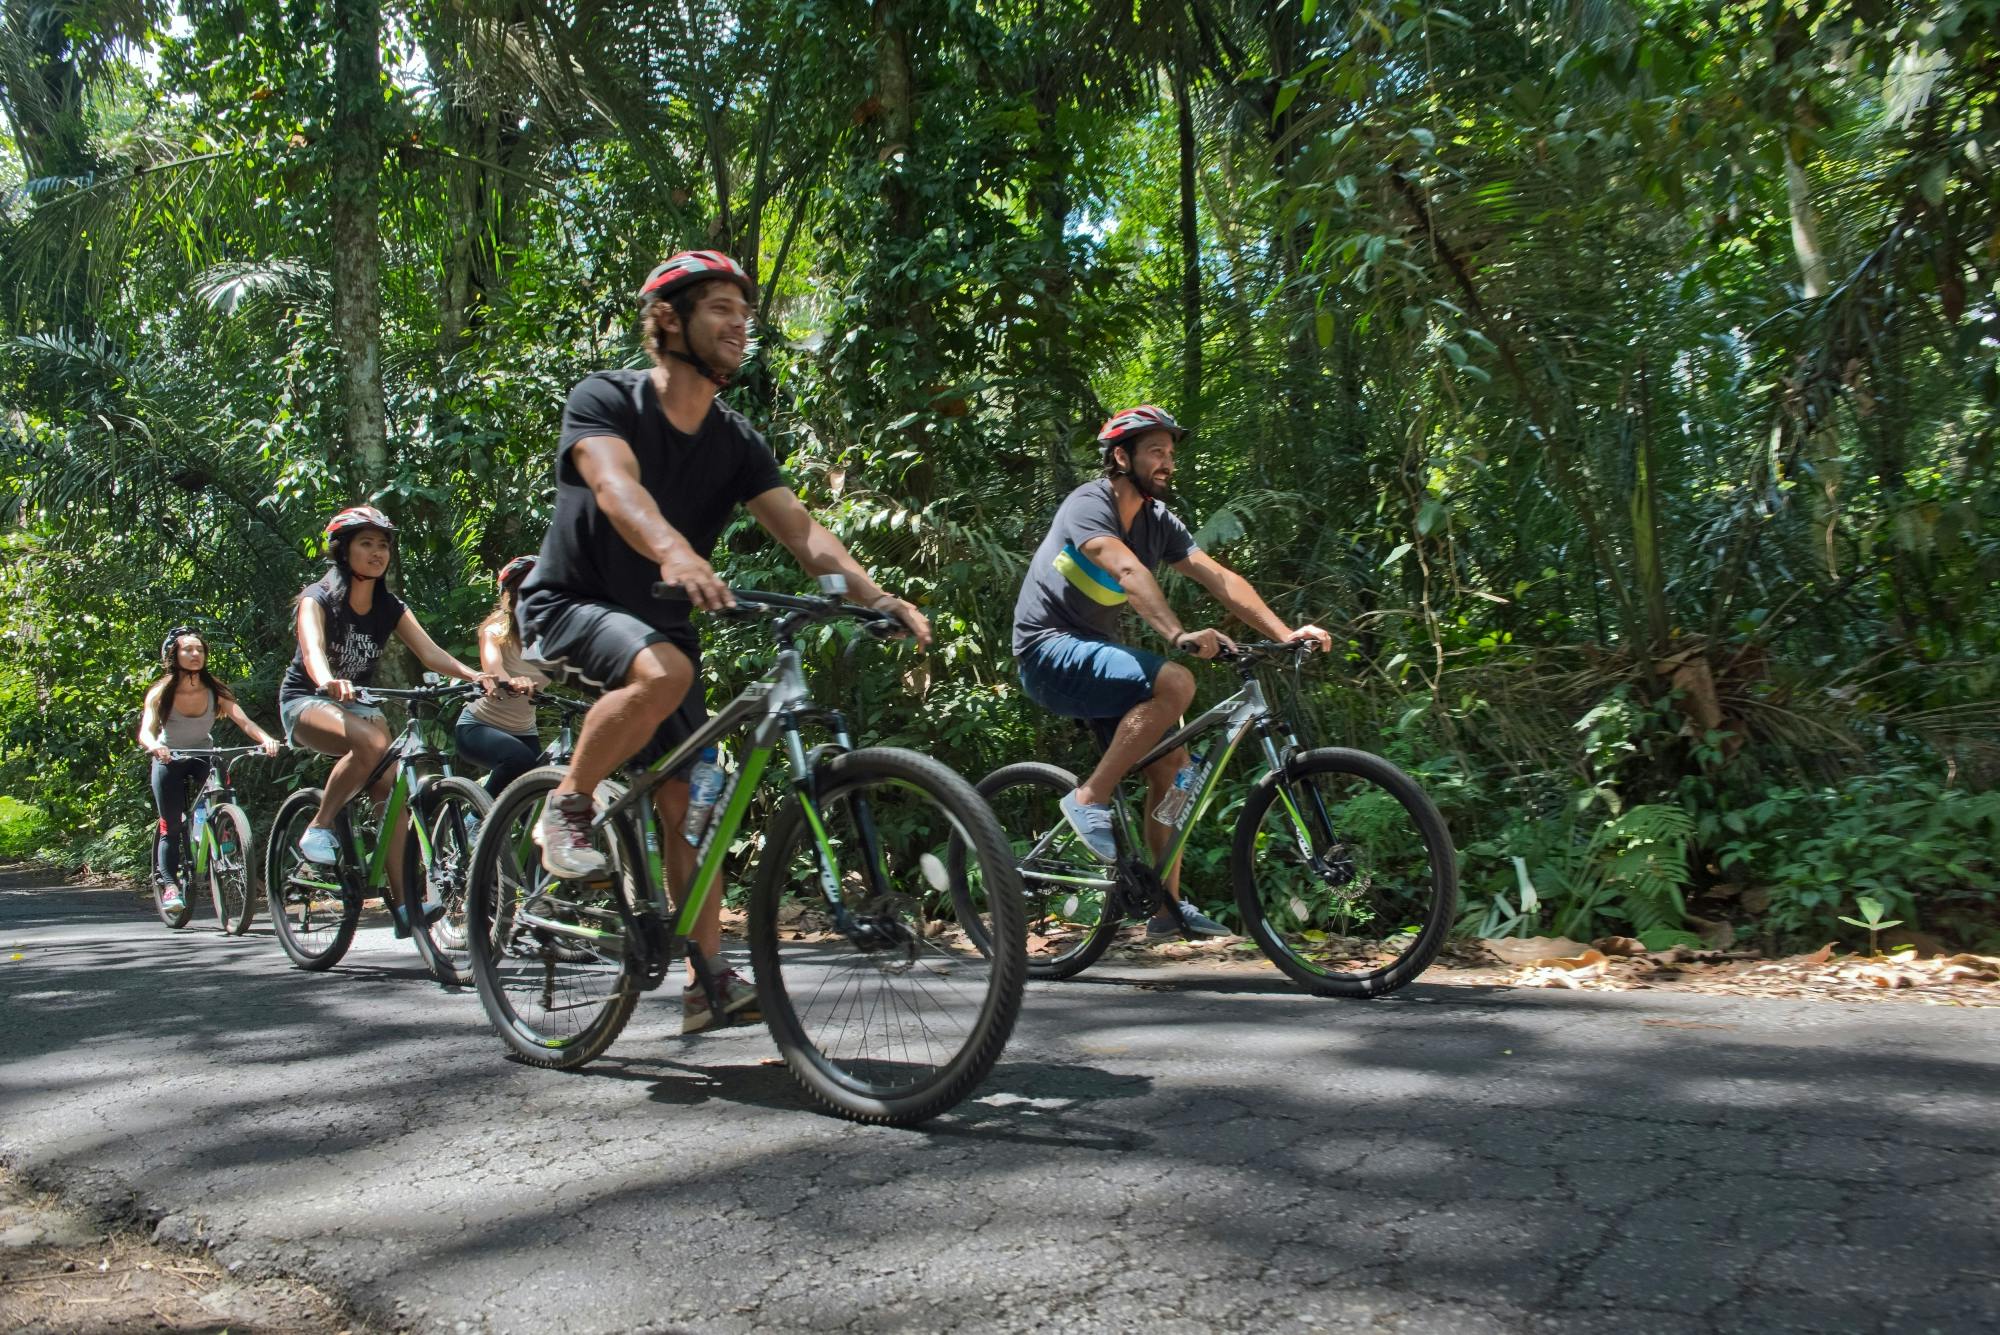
[1012,479,1197,656]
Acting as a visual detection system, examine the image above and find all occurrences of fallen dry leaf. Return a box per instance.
[1592,936,1647,957]
[1481,936,1589,967]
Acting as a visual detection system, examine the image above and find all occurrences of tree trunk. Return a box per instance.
[1175,67,1202,423]
[1783,136,1831,299]
[331,0,389,488]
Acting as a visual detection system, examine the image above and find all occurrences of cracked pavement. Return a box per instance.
[2,868,1996,1334]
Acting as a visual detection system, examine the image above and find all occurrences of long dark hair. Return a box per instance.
[149,631,237,707]
[321,529,396,609]
[480,587,521,654]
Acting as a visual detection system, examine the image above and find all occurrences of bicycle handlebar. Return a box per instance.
[165,745,273,762]
[651,583,904,638]
[1216,639,1321,664]
[323,682,485,707]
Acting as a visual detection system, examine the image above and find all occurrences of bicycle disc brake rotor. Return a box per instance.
[844,890,923,967]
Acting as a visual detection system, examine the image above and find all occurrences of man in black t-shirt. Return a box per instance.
[518,249,929,1033]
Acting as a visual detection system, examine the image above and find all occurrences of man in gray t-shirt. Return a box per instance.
[1011,405,1333,939]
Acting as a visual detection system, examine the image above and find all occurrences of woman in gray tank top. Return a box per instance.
[138,629,281,910]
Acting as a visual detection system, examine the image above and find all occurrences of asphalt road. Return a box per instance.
[2,867,1995,1334]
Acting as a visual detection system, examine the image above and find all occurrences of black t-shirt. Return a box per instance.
[520,370,788,631]
[278,572,408,705]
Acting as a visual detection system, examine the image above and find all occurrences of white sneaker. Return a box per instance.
[533,791,607,879]
[298,826,341,866]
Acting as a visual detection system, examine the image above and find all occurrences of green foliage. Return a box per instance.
[1708,770,2000,949]
[0,796,47,860]
[0,0,1993,954]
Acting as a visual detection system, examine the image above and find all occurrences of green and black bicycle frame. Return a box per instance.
[1025,658,1345,922]
[326,702,463,909]
[551,623,898,1009]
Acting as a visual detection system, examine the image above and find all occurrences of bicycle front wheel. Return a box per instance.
[466,766,642,1069]
[207,803,257,935]
[950,762,1122,980]
[1231,748,1457,997]
[404,776,492,987]
[264,788,361,970]
[751,747,1026,1126]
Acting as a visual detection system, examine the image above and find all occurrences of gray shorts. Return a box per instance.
[280,695,387,749]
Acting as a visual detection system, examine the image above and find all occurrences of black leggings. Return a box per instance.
[454,713,541,797]
[150,757,210,882]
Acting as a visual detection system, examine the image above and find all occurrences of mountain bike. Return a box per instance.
[465,579,1028,1126]
[959,640,1457,997]
[263,680,491,982]
[151,746,267,934]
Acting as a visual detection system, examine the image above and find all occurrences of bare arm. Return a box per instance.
[138,681,170,758]
[221,698,281,753]
[745,487,933,645]
[1079,535,1188,646]
[295,598,348,699]
[1173,549,1290,639]
[479,626,536,694]
[571,434,732,610]
[1175,549,1332,650]
[394,610,487,684]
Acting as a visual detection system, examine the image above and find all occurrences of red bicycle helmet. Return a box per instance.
[324,505,397,540]
[637,250,755,307]
[497,555,537,589]
[1097,405,1187,449]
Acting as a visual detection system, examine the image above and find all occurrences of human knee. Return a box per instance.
[624,650,693,718]
[1153,662,1195,708]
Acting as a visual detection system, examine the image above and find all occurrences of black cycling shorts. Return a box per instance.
[517,593,706,777]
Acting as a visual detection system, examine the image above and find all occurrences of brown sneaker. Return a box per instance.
[683,968,761,1034]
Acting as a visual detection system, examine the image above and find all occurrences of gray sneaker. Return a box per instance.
[1058,791,1117,863]
[1147,899,1231,940]
[534,791,607,879]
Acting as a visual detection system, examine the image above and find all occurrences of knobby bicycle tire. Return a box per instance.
[954,761,1122,980]
[466,766,642,1069]
[265,788,361,971]
[207,802,257,935]
[1230,748,1457,998]
[751,747,1027,1125]
[403,776,492,988]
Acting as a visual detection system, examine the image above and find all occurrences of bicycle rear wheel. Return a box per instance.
[404,776,491,987]
[207,803,257,935]
[466,767,642,1069]
[264,788,361,970]
[751,747,1026,1126]
[950,762,1121,980]
[1231,748,1457,997]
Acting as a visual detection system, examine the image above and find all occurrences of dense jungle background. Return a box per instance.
[2,0,1996,951]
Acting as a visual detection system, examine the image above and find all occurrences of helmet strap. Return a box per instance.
[667,346,733,389]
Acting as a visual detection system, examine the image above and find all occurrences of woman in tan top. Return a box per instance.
[454,556,549,795]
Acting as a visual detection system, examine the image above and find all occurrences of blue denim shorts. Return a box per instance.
[1017,633,1167,749]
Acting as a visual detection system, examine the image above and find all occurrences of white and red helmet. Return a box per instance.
[1097,405,1187,458]
[638,250,755,307]
[324,505,396,540]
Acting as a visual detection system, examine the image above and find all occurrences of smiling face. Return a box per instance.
[346,528,393,580]
[1116,430,1179,499]
[661,280,753,375]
